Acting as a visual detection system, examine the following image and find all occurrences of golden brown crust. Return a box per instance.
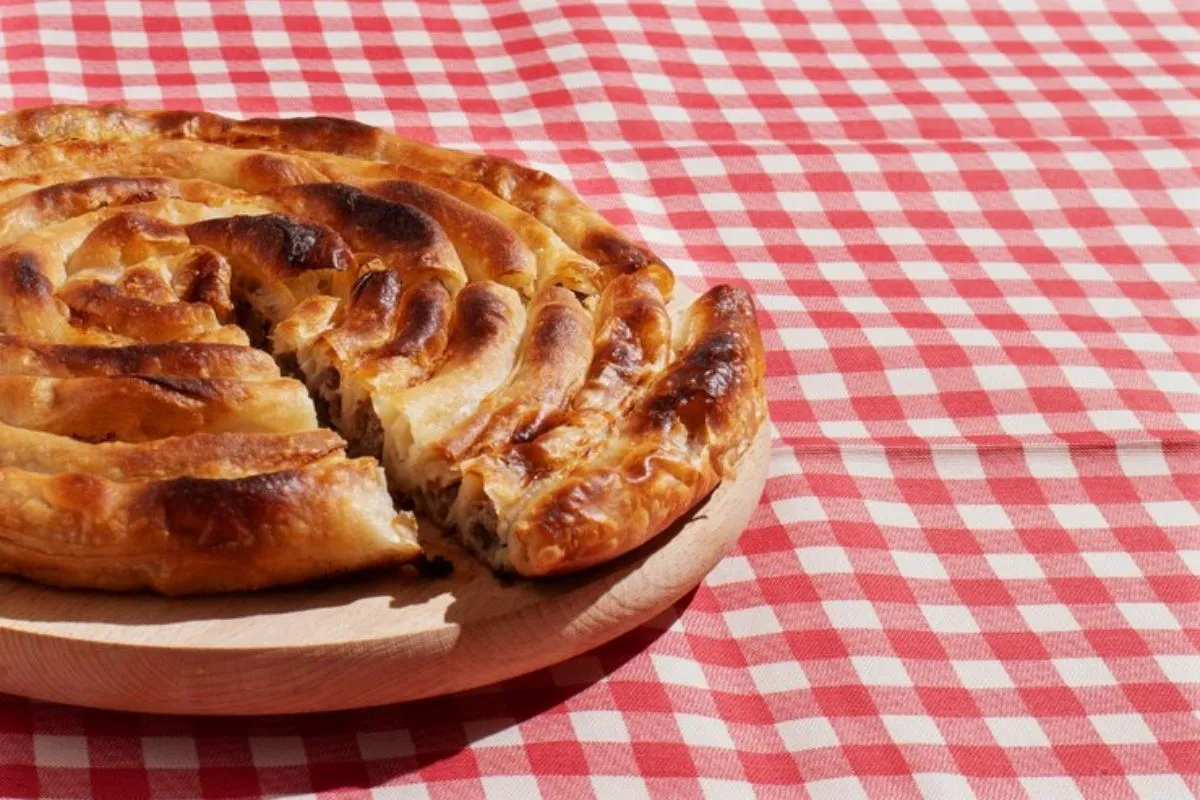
[459,273,670,462]
[341,268,405,345]
[0,136,603,293]
[443,280,527,363]
[378,281,526,496]
[0,335,280,379]
[270,182,465,291]
[0,249,72,338]
[185,212,352,284]
[172,247,235,321]
[59,276,224,342]
[0,176,179,244]
[633,286,766,457]
[184,212,354,328]
[237,151,331,192]
[376,278,452,365]
[323,279,454,451]
[434,286,592,470]
[0,423,344,480]
[351,164,603,294]
[367,179,536,294]
[455,155,673,295]
[448,271,672,569]
[0,106,663,293]
[0,374,317,441]
[67,210,190,271]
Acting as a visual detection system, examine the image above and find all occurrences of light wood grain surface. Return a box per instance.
[0,424,771,715]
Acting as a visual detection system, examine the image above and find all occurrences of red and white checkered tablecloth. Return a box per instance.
[1,1,1199,798]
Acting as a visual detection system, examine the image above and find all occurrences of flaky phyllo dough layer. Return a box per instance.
[0,105,766,593]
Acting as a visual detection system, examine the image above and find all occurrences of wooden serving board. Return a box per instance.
[0,425,770,715]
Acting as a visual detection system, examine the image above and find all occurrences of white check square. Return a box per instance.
[986,554,1043,580]
[1091,714,1156,745]
[882,715,944,744]
[34,735,90,768]
[852,656,912,686]
[893,551,948,580]
[676,714,735,749]
[797,547,854,575]
[1053,658,1118,687]
[1118,603,1181,630]
[922,604,979,634]
[724,606,784,637]
[1081,552,1141,578]
[570,711,630,743]
[953,660,1013,689]
[1018,604,1080,632]
[985,717,1049,747]
[823,600,883,630]
[749,662,808,693]
[777,718,839,752]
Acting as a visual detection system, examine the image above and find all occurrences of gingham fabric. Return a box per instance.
[0,1,1198,798]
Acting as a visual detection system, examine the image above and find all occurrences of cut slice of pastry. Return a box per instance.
[0,455,419,594]
[448,271,673,567]
[421,284,593,522]
[497,285,765,575]
[376,281,526,500]
[0,105,768,593]
[450,284,764,574]
[291,271,454,450]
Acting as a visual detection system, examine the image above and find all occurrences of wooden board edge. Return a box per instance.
[0,423,772,714]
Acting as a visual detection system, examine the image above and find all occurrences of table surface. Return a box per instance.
[1,1,1198,798]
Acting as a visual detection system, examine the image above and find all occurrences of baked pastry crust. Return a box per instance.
[0,456,416,594]
[0,105,767,589]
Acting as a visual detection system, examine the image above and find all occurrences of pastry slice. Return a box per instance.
[448,271,672,565]
[452,285,765,575]
[0,455,419,594]
[421,285,593,521]
[376,281,526,498]
[293,272,454,450]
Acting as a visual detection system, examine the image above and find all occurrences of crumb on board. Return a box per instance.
[413,553,454,579]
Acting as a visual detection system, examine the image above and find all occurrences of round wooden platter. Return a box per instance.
[0,425,770,716]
